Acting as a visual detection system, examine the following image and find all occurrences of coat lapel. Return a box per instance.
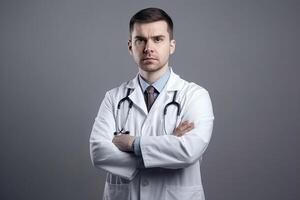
[126,74,148,115]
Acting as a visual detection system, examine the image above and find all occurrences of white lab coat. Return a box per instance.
[90,69,214,200]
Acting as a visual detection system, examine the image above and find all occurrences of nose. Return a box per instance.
[143,40,154,54]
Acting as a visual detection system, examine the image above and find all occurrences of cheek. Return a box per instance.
[131,49,139,57]
[159,47,171,60]
[132,51,142,63]
[132,47,143,55]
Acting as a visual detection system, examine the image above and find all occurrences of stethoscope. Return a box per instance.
[114,88,181,135]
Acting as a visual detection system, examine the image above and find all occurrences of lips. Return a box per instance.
[143,57,157,61]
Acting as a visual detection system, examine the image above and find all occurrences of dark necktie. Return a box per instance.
[145,86,156,112]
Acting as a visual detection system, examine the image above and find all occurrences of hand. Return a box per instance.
[112,134,135,152]
[174,121,195,137]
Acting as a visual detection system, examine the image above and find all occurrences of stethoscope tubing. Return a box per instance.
[115,89,181,135]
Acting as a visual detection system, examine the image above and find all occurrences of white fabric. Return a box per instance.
[90,69,214,200]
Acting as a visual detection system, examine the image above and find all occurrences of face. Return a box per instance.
[128,20,176,74]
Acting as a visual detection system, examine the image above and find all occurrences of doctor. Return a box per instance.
[90,7,214,200]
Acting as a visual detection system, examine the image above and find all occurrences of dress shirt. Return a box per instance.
[133,67,171,156]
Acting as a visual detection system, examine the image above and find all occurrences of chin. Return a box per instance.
[139,63,164,73]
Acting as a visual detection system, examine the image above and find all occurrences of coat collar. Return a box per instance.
[125,68,185,115]
[126,68,185,91]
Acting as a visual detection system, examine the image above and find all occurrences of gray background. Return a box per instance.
[1,0,299,199]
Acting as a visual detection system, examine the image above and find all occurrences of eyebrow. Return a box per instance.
[134,35,166,40]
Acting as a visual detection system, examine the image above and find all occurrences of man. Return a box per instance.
[90,7,214,200]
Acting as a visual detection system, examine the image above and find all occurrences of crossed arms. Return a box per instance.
[89,86,214,180]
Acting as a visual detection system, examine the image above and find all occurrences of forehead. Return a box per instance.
[132,20,169,37]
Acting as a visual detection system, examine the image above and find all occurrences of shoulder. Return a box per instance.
[170,70,210,96]
[186,82,210,96]
[106,81,128,95]
[105,77,135,101]
[177,78,213,110]
[178,79,214,119]
[177,75,210,97]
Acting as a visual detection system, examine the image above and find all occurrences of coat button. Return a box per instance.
[142,179,149,186]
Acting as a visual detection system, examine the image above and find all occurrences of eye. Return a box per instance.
[135,38,145,45]
[154,37,163,43]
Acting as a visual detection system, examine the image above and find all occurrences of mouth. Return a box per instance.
[142,58,157,61]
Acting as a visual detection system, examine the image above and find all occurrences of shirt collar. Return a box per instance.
[138,67,171,93]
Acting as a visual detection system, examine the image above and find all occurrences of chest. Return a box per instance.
[115,90,183,137]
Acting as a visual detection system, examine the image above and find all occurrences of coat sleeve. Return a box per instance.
[89,91,139,180]
[140,86,214,169]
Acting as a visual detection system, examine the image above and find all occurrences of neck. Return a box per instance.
[139,64,169,84]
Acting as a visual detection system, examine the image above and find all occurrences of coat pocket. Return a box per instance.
[103,183,130,200]
[165,185,205,200]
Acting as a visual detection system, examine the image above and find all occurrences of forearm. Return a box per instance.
[90,139,139,180]
[140,118,214,169]
[90,91,139,180]
[139,87,214,169]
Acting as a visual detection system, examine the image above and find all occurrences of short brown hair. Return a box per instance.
[129,7,174,39]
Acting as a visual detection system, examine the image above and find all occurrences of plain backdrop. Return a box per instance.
[1,0,299,200]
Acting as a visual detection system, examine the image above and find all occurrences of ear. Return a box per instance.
[128,40,133,55]
[170,39,176,55]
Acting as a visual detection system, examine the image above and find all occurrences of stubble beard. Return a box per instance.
[138,60,168,74]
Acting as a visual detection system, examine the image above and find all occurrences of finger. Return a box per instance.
[185,125,194,133]
[177,131,186,137]
[183,123,194,132]
[182,120,189,125]
[178,121,188,128]
[112,135,123,143]
[175,127,188,136]
[112,137,119,144]
[174,129,182,136]
[181,121,190,126]
[177,123,192,133]
[175,127,189,136]
[176,132,183,137]
[176,123,184,132]
[177,123,195,137]
[187,122,195,129]
[184,122,194,129]
[175,126,185,135]
[174,121,192,135]
[178,121,190,131]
